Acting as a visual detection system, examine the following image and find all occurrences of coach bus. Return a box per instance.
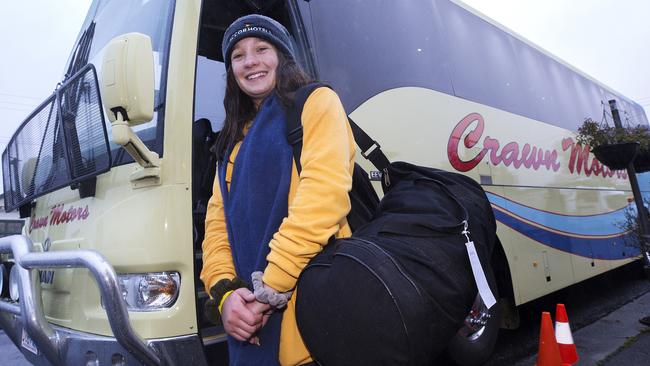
[0,0,647,365]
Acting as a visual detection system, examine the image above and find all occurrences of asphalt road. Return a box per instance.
[1,261,649,365]
[486,261,650,365]
[0,330,31,365]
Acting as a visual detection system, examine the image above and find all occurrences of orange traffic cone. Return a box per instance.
[555,304,579,365]
[536,311,563,366]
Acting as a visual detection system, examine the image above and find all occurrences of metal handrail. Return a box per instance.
[0,235,161,365]
[0,299,21,315]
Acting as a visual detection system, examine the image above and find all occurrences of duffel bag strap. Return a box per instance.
[347,117,390,173]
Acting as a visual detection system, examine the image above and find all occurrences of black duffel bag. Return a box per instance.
[295,161,498,365]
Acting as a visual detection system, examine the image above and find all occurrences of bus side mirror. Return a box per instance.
[100,33,160,183]
[101,32,154,124]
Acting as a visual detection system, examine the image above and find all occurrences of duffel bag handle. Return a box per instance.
[379,177,469,236]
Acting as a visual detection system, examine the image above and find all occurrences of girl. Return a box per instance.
[200,14,355,366]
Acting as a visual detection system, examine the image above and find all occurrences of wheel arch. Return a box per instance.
[491,235,519,329]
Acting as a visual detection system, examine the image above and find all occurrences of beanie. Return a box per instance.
[222,14,295,69]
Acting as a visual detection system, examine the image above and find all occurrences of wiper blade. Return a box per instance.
[63,21,96,83]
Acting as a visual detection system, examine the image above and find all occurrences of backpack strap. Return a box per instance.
[286,83,390,173]
[286,82,327,173]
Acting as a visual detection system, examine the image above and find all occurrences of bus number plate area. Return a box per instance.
[21,329,39,355]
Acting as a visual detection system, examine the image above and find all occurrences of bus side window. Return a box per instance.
[306,0,453,113]
[437,1,528,123]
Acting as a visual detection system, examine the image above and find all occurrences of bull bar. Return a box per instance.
[0,234,161,365]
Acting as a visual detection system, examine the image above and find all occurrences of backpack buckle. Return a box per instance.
[361,141,381,159]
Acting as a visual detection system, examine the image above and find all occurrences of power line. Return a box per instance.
[0,92,42,101]
[0,100,38,108]
[0,106,33,113]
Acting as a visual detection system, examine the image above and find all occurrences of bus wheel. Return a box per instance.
[446,291,501,366]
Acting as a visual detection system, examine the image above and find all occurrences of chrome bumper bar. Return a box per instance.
[0,234,161,365]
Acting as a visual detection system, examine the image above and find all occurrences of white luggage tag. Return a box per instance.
[462,221,497,309]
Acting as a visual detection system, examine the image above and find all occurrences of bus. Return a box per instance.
[0,0,647,365]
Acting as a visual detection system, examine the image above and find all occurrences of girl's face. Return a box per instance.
[230,37,279,107]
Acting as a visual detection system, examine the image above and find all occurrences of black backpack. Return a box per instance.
[286,83,386,231]
[290,85,499,365]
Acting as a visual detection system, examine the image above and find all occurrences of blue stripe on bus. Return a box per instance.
[491,205,639,260]
[486,192,628,237]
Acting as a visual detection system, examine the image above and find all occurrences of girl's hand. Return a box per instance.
[247,300,273,326]
[246,301,274,345]
[221,288,263,341]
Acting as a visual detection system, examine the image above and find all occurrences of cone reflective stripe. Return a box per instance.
[554,321,574,345]
[536,311,563,366]
[555,304,579,365]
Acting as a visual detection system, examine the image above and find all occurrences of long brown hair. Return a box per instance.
[215,50,313,160]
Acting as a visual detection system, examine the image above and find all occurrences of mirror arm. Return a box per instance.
[111,112,160,169]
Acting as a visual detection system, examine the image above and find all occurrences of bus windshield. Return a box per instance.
[2,0,175,212]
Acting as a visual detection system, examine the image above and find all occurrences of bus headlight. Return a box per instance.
[9,263,20,301]
[117,272,180,311]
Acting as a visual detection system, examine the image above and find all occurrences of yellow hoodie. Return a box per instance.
[201,87,355,365]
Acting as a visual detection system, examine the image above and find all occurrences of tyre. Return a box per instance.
[446,289,501,366]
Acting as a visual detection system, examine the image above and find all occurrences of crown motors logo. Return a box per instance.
[28,203,90,233]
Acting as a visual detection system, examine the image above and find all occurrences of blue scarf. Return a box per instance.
[219,94,292,366]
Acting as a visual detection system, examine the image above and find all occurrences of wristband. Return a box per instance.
[204,277,248,325]
[209,277,248,306]
[218,290,234,314]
